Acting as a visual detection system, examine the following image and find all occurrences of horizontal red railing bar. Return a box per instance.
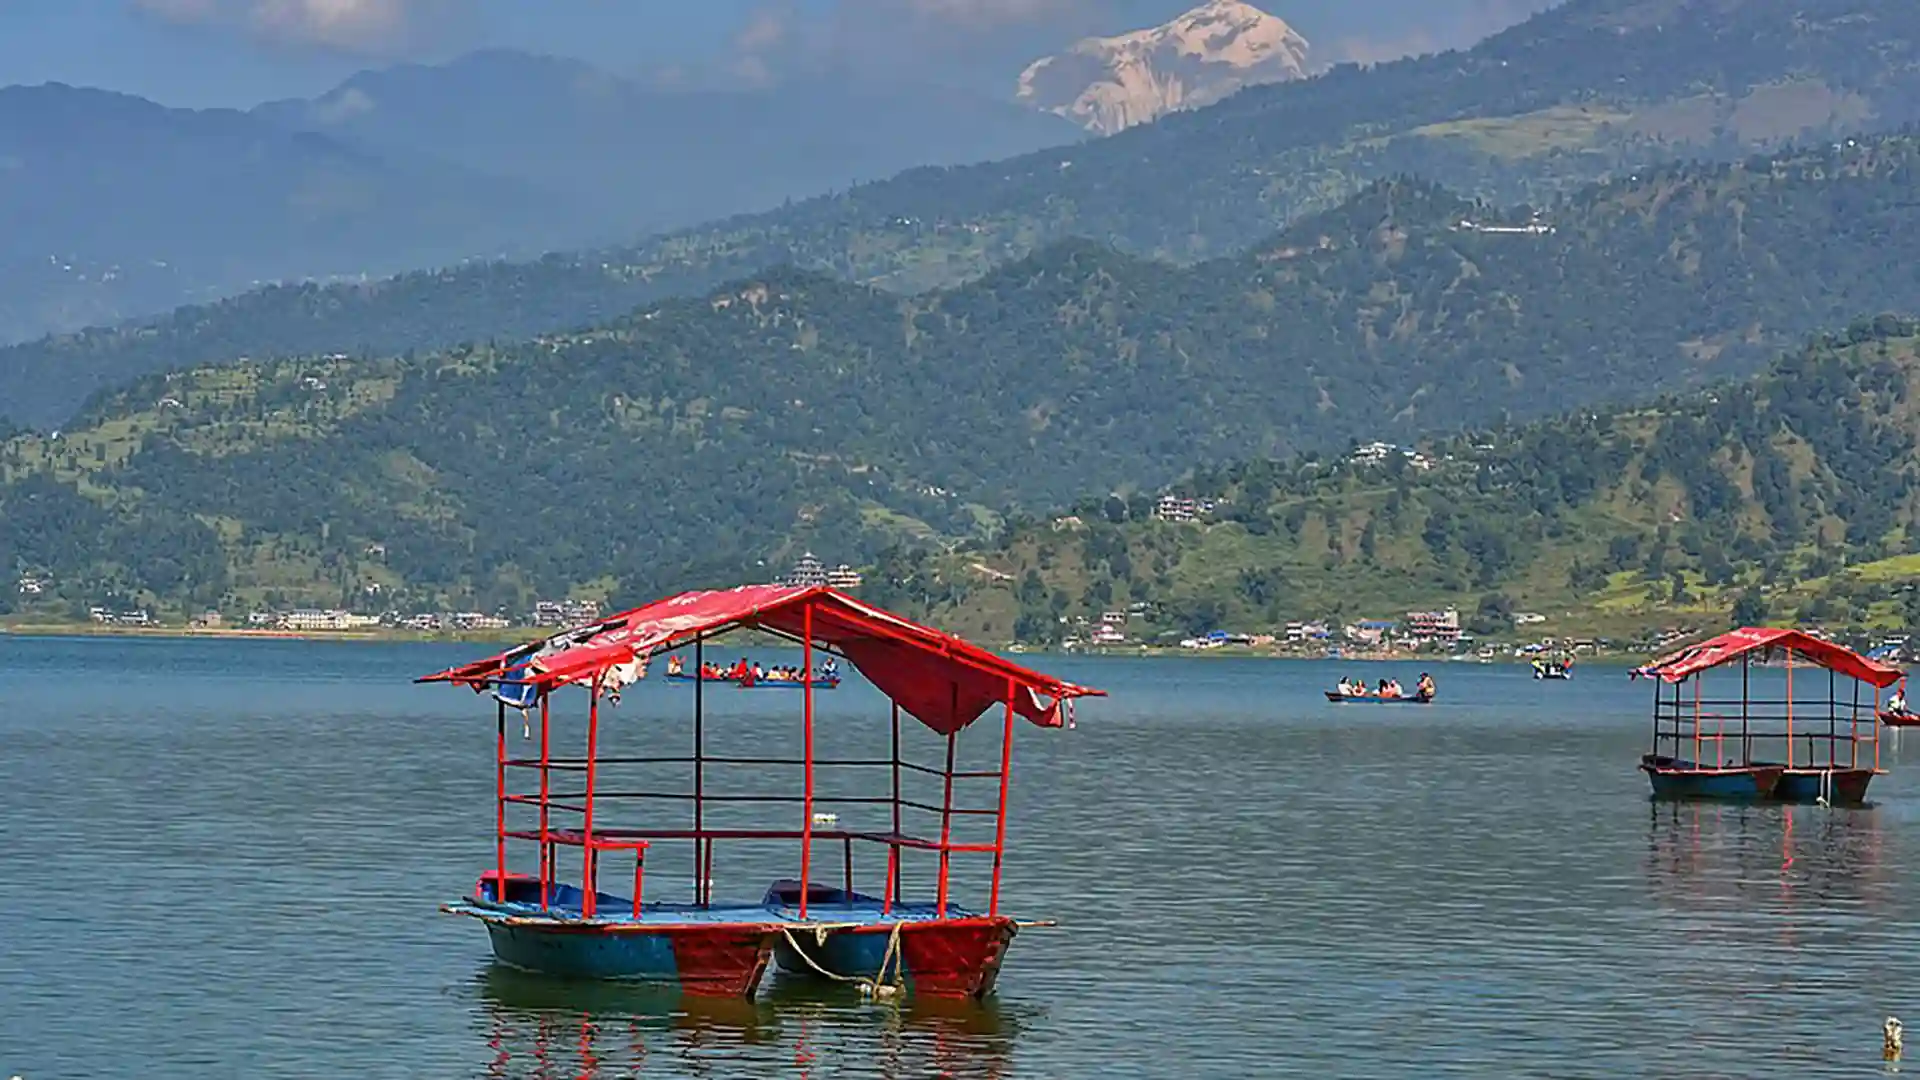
[605,755,900,768]
[503,795,587,813]
[537,790,902,805]
[897,798,1001,817]
[504,755,986,774]
[518,790,1007,818]
[562,827,1003,854]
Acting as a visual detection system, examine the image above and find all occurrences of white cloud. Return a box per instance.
[130,0,466,54]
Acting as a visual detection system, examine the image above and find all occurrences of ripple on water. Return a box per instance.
[1,642,1916,1077]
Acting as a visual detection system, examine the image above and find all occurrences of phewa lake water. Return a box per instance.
[5,635,1920,1078]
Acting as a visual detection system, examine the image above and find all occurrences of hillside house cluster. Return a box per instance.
[532,599,603,627]
[780,552,863,589]
[1062,606,1149,648]
[1340,609,1462,650]
[1404,608,1462,645]
[1285,620,1332,644]
[1351,442,1435,470]
[1153,495,1218,523]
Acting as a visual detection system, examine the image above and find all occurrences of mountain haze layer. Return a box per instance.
[7,0,1914,430]
[0,52,1081,347]
[255,50,1080,248]
[0,83,567,346]
[5,134,1920,616]
[1017,1,1312,134]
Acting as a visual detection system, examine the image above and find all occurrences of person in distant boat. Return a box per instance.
[1378,679,1394,698]
[731,658,751,680]
[666,655,684,676]
[1417,673,1436,700]
[1892,687,1911,716]
[822,657,838,681]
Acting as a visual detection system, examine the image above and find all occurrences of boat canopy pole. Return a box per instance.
[887,701,901,916]
[989,676,1017,917]
[1830,667,1838,769]
[1742,654,1751,764]
[937,693,958,919]
[799,602,815,920]
[495,699,508,902]
[538,693,551,910]
[582,671,602,918]
[694,637,705,907]
[1786,648,1795,769]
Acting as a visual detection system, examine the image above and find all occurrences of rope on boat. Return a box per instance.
[778,922,905,1000]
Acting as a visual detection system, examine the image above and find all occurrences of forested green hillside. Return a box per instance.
[4,134,1920,620]
[869,319,1920,643]
[7,0,1917,429]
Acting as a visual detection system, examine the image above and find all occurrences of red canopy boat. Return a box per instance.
[1636,627,1903,805]
[418,584,1103,999]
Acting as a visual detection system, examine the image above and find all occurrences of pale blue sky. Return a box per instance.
[0,1,1558,108]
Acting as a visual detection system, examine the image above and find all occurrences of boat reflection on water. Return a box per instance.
[1644,800,1888,952]
[472,966,1029,1078]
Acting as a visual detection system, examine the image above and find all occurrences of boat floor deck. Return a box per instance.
[448,896,977,928]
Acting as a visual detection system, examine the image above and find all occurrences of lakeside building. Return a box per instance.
[1404,608,1462,645]
[780,553,863,589]
[1346,619,1397,645]
[279,609,381,632]
[532,600,602,627]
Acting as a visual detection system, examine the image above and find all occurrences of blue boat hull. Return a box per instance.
[453,876,778,996]
[449,876,1016,999]
[762,882,1017,999]
[1640,755,1783,801]
[1767,767,1876,805]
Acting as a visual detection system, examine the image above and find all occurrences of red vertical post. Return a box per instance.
[693,637,705,906]
[495,700,508,904]
[799,603,815,920]
[886,701,901,915]
[581,672,603,918]
[1851,676,1861,769]
[1691,677,1701,766]
[988,678,1017,916]
[538,693,551,910]
[936,730,956,919]
[1786,649,1795,769]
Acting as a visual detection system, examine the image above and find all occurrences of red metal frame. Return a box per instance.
[462,588,1101,933]
[1647,635,1893,780]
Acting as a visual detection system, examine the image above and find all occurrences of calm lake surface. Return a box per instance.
[4,637,1920,1078]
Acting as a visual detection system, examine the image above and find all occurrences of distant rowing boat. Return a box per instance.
[1324,691,1432,704]
[665,672,840,690]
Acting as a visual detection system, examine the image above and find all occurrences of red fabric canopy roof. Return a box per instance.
[418,584,1104,735]
[1643,626,1904,688]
